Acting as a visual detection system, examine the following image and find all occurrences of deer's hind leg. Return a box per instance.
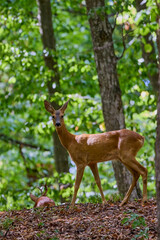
[120,163,140,206]
[89,163,107,204]
[128,158,147,204]
[120,158,147,206]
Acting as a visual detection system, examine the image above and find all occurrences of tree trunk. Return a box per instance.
[155,8,160,239]
[37,0,69,174]
[85,0,141,199]
[155,63,160,240]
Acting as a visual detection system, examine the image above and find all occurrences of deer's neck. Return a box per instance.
[56,124,74,149]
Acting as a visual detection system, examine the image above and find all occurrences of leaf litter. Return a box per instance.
[0,199,157,239]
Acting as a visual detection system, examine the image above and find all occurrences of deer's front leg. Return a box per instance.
[71,165,85,206]
[89,163,107,204]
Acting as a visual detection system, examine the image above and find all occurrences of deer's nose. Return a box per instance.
[55,122,61,127]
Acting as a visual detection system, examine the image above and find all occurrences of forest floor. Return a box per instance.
[0,199,157,240]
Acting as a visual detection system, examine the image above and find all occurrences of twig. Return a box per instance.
[3,221,14,239]
[116,23,126,60]
[112,12,119,31]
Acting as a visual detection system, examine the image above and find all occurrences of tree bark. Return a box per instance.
[155,60,160,240]
[135,0,158,93]
[155,5,160,239]
[37,0,69,174]
[85,0,141,199]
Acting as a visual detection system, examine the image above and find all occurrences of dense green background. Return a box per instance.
[0,0,158,210]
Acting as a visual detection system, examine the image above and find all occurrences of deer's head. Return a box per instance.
[44,100,69,128]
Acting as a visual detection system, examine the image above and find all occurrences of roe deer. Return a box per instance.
[30,184,55,208]
[44,100,147,206]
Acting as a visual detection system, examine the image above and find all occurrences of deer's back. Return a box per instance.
[68,129,144,165]
[69,131,119,164]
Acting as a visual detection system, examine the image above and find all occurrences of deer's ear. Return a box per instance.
[44,100,55,114]
[60,99,70,113]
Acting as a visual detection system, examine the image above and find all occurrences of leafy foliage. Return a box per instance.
[121,211,149,239]
[0,0,158,210]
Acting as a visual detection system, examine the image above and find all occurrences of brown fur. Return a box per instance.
[44,100,147,206]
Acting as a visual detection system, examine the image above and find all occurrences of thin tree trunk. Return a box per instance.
[85,0,141,199]
[37,0,69,174]
[155,6,160,239]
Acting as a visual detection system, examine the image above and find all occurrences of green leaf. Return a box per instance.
[144,43,152,53]
[8,77,16,84]
[121,217,129,225]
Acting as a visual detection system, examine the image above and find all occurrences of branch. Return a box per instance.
[112,12,119,32]
[116,24,126,60]
[19,144,27,167]
[0,133,50,152]
[61,8,86,16]
[19,144,40,183]
[155,0,160,9]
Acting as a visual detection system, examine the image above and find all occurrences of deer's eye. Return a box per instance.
[61,116,64,119]
[52,116,55,119]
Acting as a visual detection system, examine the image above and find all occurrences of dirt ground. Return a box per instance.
[0,199,157,239]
